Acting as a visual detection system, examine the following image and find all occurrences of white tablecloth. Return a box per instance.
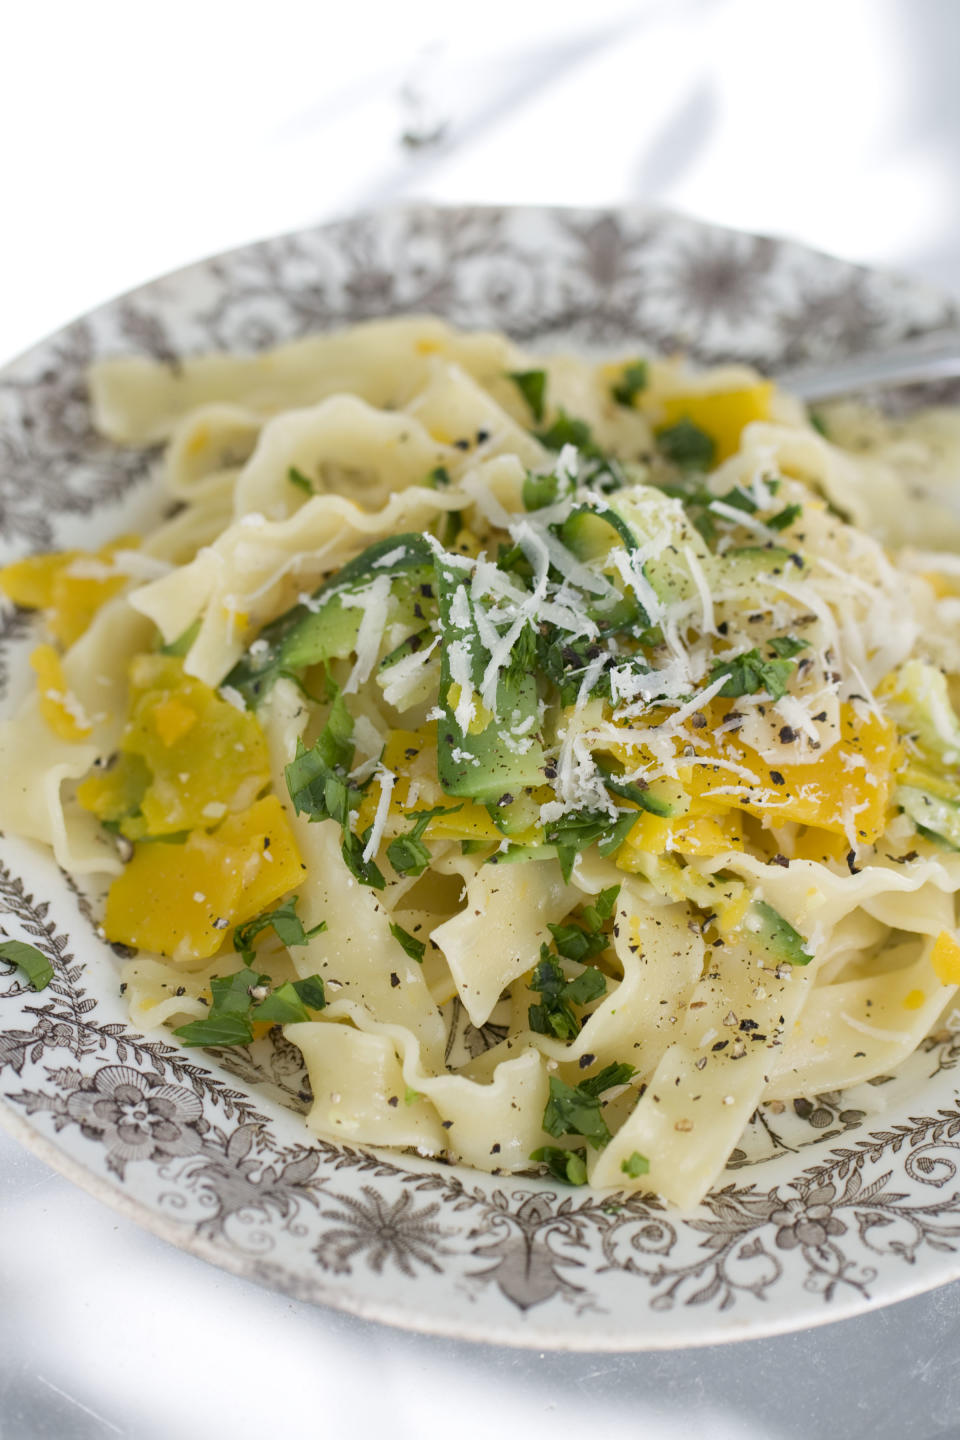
[3,2,960,1435]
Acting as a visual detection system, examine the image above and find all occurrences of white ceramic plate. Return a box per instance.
[3,204,960,1350]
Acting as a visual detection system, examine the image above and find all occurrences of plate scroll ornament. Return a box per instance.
[4,204,960,1349]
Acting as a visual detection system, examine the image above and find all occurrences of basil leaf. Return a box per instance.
[544,808,636,881]
[580,1061,636,1097]
[530,1145,588,1186]
[0,939,53,991]
[390,923,426,964]
[546,921,608,964]
[542,1076,613,1150]
[507,369,547,423]
[767,635,808,659]
[233,895,325,965]
[386,804,462,878]
[210,966,267,1016]
[341,828,386,889]
[709,647,797,701]
[253,976,327,1025]
[561,966,608,1008]
[174,1013,255,1048]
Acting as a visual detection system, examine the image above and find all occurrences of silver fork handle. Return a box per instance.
[774,333,960,403]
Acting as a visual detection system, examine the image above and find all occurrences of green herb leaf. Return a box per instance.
[530,1145,588,1185]
[767,503,802,532]
[254,979,316,1024]
[544,808,637,881]
[767,635,809,659]
[288,465,314,494]
[233,895,326,965]
[386,804,463,878]
[611,360,648,407]
[580,884,621,932]
[425,465,452,488]
[537,409,596,453]
[174,1013,255,1048]
[620,1150,650,1178]
[546,921,608,964]
[507,369,547,423]
[210,966,267,1016]
[0,939,53,991]
[580,1061,636,1097]
[404,1086,424,1106]
[809,411,829,438]
[709,647,799,701]
[284,691,356,823]
[160,619,201,658]
[390,923,426,963]
[341,828,386,889]
[527,949,608,1040]
[657,418,716,471]
[542,1073,622,1150]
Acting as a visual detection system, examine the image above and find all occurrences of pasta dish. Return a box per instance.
[4,316,960,1208]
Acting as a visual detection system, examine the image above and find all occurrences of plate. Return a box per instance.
[3,203,960,1350]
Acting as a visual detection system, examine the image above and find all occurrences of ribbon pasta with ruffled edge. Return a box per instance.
[5,314,960,1209]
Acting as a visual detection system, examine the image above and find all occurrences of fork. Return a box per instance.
[774,332,960,403]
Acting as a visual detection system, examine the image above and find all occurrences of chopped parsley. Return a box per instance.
[657,417,716,471]
[542,1063,636,1149]
[390,922,426,964]
[529,1145,588,1185]
[233,895,325,965]
[611,360,648,407]
[0,939,53,991]
[507,369,547,423]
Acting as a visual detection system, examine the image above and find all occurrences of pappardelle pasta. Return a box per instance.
[5,315,960,1208]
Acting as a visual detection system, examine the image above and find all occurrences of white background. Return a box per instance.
[3,2,960,1436]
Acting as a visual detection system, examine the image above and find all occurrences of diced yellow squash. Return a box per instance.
[1,535,139,647]
[931,930,960,986]
[103,795,305,961]
[657,384,773,462]
[77,654,270,838]
[30,644,92,740]
[618,806,745,865]
[610,702,898,847]
[789,826,851,865]
[903,989,926,1011]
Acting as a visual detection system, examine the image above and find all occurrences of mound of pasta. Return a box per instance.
[5,315,960,1208]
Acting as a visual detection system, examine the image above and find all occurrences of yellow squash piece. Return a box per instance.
[618,805,745,865]
[77,654,270,838]
[931,931,960,986]
[608,701,898,850]
[657,384,773,463]
[30,644,92,740]
[1,535,139,646]
[103,795,305,961]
